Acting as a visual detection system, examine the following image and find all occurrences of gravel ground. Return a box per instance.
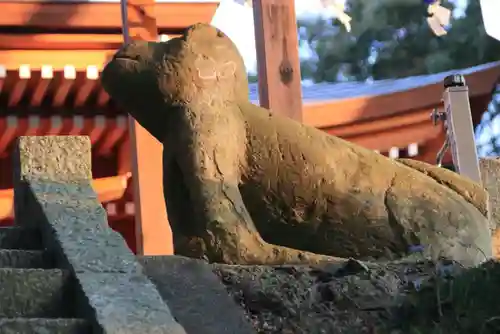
[213,259,500,334]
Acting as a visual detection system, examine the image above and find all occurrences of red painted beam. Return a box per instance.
[123,0,173,256]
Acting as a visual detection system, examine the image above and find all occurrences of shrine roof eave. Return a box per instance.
[0,1,219,32]
[0,49,116,69]
[0,33,178,50]
[249,61,500,128]
[0,113,445,171]
[0,50,496,152]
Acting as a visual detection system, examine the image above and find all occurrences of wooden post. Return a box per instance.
[252,0,303,121]
[121,0,173,255]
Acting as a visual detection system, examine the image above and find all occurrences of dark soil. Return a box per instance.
[212,259,500,334]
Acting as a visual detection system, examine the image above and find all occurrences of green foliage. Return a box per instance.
[298,0,500,156]
[299,0,500,81]
[399,261,500,333]
[247,74,259,83]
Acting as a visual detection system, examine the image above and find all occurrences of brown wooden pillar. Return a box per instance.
[122,0,173,255]
[252,0,303,121]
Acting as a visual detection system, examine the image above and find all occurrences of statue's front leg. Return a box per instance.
[176,132,345,265]
[176,146,263,263]
[163,150,208,258]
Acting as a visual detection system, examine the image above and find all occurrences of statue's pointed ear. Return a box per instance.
[159,37,183,62]
[183,23,219,43]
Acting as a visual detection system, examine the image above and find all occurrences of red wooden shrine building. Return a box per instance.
[0,0,499,253]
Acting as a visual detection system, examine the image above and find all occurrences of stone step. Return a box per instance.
[139,256,256,334]
[0,227,42,250]
[0,318,91,334]
[0,249,51,269]
[0,269,75,318]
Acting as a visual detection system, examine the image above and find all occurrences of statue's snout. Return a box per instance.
[113,40,151,62]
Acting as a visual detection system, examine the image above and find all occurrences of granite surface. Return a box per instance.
[140,256,256,334]
[12,136,186,334]
[0,226,42,250]
[14,135,92,182]
[0,268,70,318]
[0,249,49,268]
[0,318,91,334]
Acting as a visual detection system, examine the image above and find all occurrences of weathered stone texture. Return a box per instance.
[13,135,186,334]
[30,192,142,274]
[140,256,256,334]
[102,24,492,267]
[0,318,91,334]
[480,157,500,258]
[0,249,49,268]
[15,135,92,182]
[398,158,489,217]
[0,268,70,318]
[212,258,472,334]
[0,226,42,250]
[78,271,186,334]
[480,158,500,226]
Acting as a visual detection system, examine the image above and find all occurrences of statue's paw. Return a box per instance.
[174,236,208,260]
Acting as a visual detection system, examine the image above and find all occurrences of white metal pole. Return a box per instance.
[432,74,482,183]
[442,75,482,183]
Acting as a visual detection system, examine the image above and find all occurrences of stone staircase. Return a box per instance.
[0,226,91,334]
[0,135,257,334]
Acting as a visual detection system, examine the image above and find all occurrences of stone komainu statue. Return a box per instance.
[102,23,492,267]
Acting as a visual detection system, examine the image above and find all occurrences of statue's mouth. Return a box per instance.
[113,56,139,64]
[112,47,141,64]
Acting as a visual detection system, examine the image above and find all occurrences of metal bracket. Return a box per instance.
[431,74,482,183]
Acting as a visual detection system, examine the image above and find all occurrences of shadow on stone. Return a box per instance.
[139,255,256,334]
[12,136,186,334]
